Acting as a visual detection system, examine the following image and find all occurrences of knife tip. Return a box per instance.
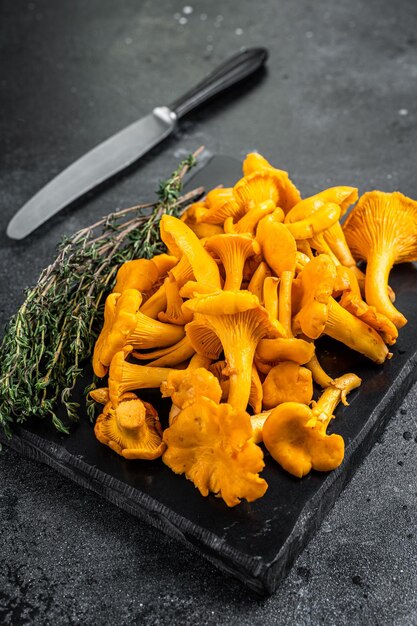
[6,219,26,240]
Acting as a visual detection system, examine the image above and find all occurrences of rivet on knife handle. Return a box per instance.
[169,47,269,119]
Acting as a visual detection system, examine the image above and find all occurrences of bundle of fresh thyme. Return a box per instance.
[0,153,203,437]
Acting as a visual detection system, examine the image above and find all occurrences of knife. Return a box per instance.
[7,47,268,240]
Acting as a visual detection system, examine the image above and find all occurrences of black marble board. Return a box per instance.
[1,155,417,595]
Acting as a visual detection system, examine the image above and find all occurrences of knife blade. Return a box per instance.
[7,47,268,240]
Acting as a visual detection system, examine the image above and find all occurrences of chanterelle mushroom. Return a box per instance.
[262,361,313,410]
[160,367,222,413]
[93,289,184,376]
[160,215,221,291]
[162,396,268,507]
[183,290,285,412]
[94,393,165,460]
[257,218,297,335]
[108,345,173,406]
[242,153,302,212]
[343,190,417,328]
[263,373,361,477]
[204,233,260,291]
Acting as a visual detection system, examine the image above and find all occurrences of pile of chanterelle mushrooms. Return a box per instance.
[89,153,417,507]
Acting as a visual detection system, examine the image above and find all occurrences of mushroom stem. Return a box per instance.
[323,222,357,267]
[247,262,270,302]
[222,322,259,413]
[278,271,293,336]
[140,285,167,318]
[109,348,173,405]
[312,373,361,428]
[305,354,334,388]
[365,250,407,328]
[263,277,279,319]
[324,298,389,364]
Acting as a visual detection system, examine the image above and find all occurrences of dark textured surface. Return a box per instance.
[1,0,417,622]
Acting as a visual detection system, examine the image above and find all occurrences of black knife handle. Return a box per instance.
[169,47,269,120]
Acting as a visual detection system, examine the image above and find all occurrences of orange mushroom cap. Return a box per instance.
[262,362,313,410]
[162,396,268,507]
[94,394,165,460]
[241,153,302,213]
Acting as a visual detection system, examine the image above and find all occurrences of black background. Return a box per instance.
[1,0,417,623]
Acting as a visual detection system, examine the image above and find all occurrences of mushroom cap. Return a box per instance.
[98,289,142,369]
[180,200,209,225]
[256,337,315,365]
[257,216,297,275]
[263,402,345,477]
[94,394,165,460]
[113,259,159,294]
[292,255,337,339]
[183,290,286,339]
[224,203,280,236]
[343,190,417,263]
[284,202,341,240]
[286,186,358,222]
[204,233,260,261]
[160,215,221,289]
[241,153,302,212]
[162,396,268,507]
[160,367,222,411]
[202,188,244,224]
[262,362,313,410]
[183,289,260,316]
[150,253,178,276]
[233,171,281,212]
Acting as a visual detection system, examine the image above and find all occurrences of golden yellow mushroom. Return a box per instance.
[263,373,361,477]
[162,396,268,507]
[344,190,417,328]
[292,254,337,339]
[262,361,313,410]
[160,367,222,413]
[158,274,194,326]
[241,152,302,213]
[184,290,285,412]
[160,215,221,291]
[256,337,315,367]
[204,233,260,291]
[132,336,195,367]
[257,217,297,335]
[108,345,173,406]
[247,261,271,302]
[94,393,165,460]
[93,289,185,376]
[285,186,358,266]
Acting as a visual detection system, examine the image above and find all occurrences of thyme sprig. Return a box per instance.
[0,153,202,437]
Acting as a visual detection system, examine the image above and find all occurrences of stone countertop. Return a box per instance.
[1,0,417,623]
